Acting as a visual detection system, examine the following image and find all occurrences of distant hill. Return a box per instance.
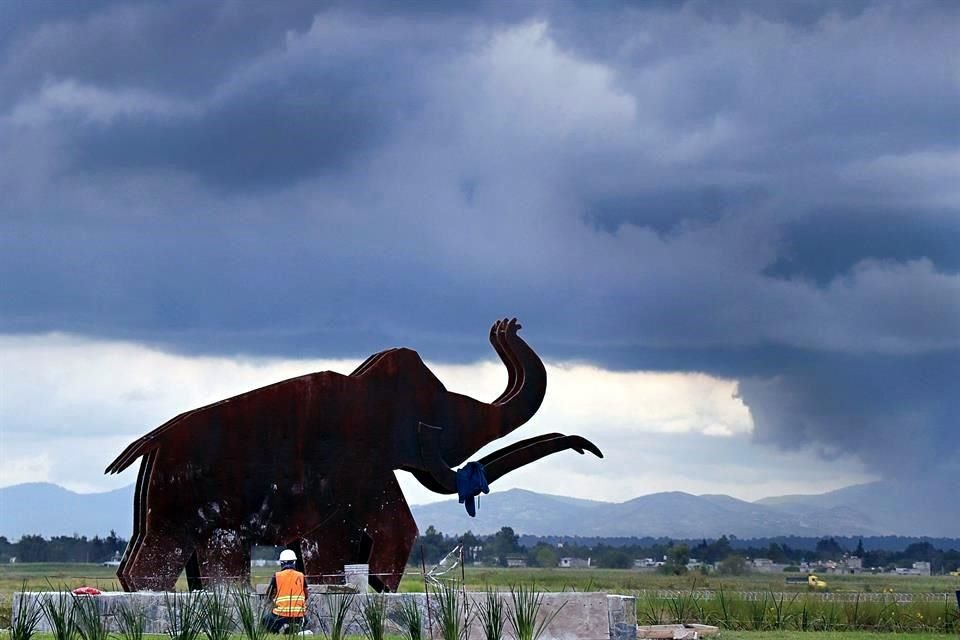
[1,480,956,541]
[755,480,959,538]
[410,488,885,538]
[0,483,134,539]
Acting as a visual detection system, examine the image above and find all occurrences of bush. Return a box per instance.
[9,587,43,640]
[508,583,564,640]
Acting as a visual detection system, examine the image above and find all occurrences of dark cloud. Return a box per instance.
[738,349,960,479]
[765,210,960,285]
[0,1,322,105]
[582,185,768,235]
[1,0,958,481]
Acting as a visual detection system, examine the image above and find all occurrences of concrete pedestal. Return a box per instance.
[15,590,635,640]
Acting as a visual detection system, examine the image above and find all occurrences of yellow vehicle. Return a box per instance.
[808,574,828,589]
[785,574,828,589]
[950,570,960,577]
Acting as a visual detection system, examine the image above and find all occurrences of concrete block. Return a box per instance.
[14,590,635,640]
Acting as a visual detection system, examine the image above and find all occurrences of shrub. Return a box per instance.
[163,591,205,640]
[39,590,76,640]
[507,583,564,640]
[231,586,268,640]
[475,588,505,640]
[9,586,43,640]
[357,594,387,640]
[71,595,108,640]
[395,596,423,640]
[114,599,147,640]
[431,581,472,640]
[321,591,355,640]
[200,589,235,640]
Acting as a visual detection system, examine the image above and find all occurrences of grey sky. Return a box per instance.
[1,1,957,496]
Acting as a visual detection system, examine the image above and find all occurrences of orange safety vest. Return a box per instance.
[272,569,307,617]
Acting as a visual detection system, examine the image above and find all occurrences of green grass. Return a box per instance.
[16,634,959,640]
[718,633,951,640]
[2,564,957,596]
[401,567,960,595]
[1,565,956,634]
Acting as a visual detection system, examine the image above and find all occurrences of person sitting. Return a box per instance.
[262,549,308,633]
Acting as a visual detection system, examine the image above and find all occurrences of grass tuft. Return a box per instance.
[357,594,387,640]
[114,599,147,640]
[71,595,108,640]
[321,591,355,640]
[431,581,472,640]
[163,591,205,640]
[507,583,564,640]
[39,589,75,640]
[201,588,235,640]
[9,585,43,640]
[231,586,268,640]
[475,587,506,640]
[395,595,423,640]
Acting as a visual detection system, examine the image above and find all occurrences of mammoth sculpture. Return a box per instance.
[105,318,602,592]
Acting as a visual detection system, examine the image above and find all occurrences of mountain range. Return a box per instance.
[1,480,956,541]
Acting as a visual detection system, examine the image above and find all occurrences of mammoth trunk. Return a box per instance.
[444,323,548,467]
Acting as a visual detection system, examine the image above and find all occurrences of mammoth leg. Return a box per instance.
[299,477,416,593]
[300,522,360,586]
[119,529,194,591]
[117,452,155,591]
[358,475,417,593]
[195,529,251,590]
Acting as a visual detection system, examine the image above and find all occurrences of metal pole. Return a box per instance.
[421,544,434,640]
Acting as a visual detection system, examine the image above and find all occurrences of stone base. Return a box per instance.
[15,591,635,640]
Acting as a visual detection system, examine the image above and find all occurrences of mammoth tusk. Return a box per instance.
[414,425,602,498]
[479,433,603,485]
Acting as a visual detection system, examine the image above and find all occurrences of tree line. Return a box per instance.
[3,529,958,574]
[0,532,126,563]
[412,528,960,574]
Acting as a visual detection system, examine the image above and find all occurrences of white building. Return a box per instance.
[560,557,591,568]
[895,561,931,576]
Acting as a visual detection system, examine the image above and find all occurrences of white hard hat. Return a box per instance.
[279,549,297,563]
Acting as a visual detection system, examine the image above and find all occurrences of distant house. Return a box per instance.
[839,556,863,574]
[560,557,591,568]
[506,555,527,568]
[895,561,931,576]
[750,558,787,573]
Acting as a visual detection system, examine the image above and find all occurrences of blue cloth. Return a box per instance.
[456,462,489,517]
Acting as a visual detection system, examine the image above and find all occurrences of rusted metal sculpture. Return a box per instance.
[105,318,602,592]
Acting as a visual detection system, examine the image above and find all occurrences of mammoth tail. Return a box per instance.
[105,438,160,475]
[104,408,200,474]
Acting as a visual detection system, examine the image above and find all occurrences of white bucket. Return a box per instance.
[343,563,369,593]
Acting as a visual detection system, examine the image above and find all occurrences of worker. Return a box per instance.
[262,549,309,633]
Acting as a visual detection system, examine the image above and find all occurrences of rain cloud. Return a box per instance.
[1,0,957,489]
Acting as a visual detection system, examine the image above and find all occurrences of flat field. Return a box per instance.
[17,635,953,640]
[2,564,958,595]
[2,565,957,634]
[719,633,950,640]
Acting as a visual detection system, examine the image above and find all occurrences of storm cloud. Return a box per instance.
[1,1,957,487]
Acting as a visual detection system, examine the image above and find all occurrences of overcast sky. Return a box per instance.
[1,1,957,509]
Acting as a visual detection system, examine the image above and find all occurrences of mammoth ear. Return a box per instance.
[415,422,458,494]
